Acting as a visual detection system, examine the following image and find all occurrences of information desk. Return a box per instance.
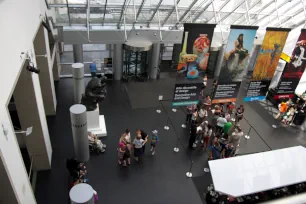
[209,146,306,197]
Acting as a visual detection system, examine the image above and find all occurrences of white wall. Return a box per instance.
[0,0,52,203]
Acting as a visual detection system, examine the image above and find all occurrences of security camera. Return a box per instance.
[27,62,40,74]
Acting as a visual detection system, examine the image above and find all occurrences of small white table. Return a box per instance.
[209,146,306,197]
[70,183,94,204]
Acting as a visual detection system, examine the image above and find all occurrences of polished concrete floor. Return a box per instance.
[35,75,306,204]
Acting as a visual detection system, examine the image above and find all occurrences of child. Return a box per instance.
[118,142,127,166]
[150,130,159,155]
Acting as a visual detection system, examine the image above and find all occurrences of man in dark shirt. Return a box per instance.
[137,129,148,153]
[189,123,197,149]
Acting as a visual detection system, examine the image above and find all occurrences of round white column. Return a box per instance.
[72,63,85,104]
[70,104,89,162]
[70,183,94,204]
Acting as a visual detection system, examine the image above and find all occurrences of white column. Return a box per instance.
[73,44,83,63]
[70,105,89,162]
[214,44,226,78]
[149,43,161,79]
[113,44,123,80]
[14,64,52,170]
[72,63,85,104]
[34,24,57,116]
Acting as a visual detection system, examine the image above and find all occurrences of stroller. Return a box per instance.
[89,139,106,154]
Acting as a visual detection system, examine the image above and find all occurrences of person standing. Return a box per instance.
[117,142,126,166]
[228,126,243,155]
[150,130,159,155]
[223,120,233,139]
[133,133,147,161]
[186,104,196,123]
[189,123,197,149]
[90,62,97,78]
[137,129,149,153]
[191,109,198,125]
[216,114,227,133]
[202,124,213,150]
[235,105,244,123]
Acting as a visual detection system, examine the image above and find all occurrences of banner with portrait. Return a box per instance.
[274,29,306,99]
[177,24,216,79]
[244,27,291,102]
[212,25,258,103]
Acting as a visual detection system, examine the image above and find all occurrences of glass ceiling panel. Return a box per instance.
[48,0,305,29]
[68,0,86,4]
[220,0,244,13]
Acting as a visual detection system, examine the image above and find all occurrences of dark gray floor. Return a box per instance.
[35,75,306,204]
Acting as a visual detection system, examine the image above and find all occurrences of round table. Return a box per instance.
[70,183,94,204]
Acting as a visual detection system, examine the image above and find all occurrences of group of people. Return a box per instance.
[66,158,99,202]
[88,132,106,153]
[117,129,159,167]
[186,97,245,160]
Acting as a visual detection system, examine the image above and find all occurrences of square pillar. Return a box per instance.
[53,43,61,81]
[34,24,57,116]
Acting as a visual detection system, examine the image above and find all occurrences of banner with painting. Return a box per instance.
[177,23,216,79]
[244,27,291,102]
[274,29,306,99]
[212,25,258,103]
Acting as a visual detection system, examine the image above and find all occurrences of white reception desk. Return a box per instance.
[209,146,306,197]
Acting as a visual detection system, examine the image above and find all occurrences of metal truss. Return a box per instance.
[147,0,163,27]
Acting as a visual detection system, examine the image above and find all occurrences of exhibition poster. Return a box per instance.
[244,27,291,102]
[172,83,203,106]
[177,23,216,79]
[212,25,258,103]
[274,29,306,99]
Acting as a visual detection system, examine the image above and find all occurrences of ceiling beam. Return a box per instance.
[177,0,199,24]
[262,0,301,27]
[251,0,288,25]
[207,0,231,23]
[65,0,71,26]
[117,0,129,29]
[147,0,163,27]
[102,0,108,26]
[161,0,180,27]
[231,0,262,25]
[191,0,212,23]
[136,0,147,19]
[217,0,245,24]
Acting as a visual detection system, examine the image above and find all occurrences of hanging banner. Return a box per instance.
[274,30,306,99]
[172,83,203,106]
[212,25,258,103]
[177,23,216,79]
[244,27,291,102]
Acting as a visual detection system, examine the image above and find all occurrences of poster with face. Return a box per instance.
[177,24,216,79]
[274,30,306,99]
[212,25,258,104]
[245,28,291,102]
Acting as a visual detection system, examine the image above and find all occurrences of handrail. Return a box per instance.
[28,156,34,179]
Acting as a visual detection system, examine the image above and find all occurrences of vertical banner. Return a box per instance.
[177,24,216,79]
[274,29,306,99]
[212,25,258,103]
[244,27,291,102]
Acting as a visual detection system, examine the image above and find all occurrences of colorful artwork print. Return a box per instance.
[218,28,257,82]
[177,24,216,78]
[252,30,289,81]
